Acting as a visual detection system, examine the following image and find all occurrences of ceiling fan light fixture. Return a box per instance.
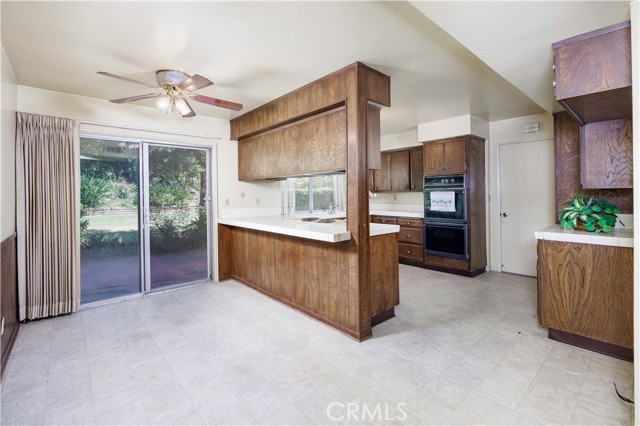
[155,94,171,111]
[174,97,191,115]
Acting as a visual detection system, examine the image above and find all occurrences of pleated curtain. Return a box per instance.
[16,112,81,320]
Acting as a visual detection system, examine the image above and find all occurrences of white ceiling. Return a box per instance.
[0,1,632,136]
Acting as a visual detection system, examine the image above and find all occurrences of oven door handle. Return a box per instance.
[424,222,467,228]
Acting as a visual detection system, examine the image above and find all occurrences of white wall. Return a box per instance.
[16,85,281,217]
[1,46,17,240]
[417,115,472,141]
[488,112,554,271]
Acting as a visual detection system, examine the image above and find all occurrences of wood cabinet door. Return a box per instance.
[423,142,444,176]
[581,119,632,188]
[282,109,346,176]
[390,150,410,192]
[443,139,467,174]
[373,152,391,191]
[537,240,633,348]
[238,131,283,180]
[409,147,423,191]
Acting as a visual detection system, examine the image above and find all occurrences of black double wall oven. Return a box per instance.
[423,174,468,260]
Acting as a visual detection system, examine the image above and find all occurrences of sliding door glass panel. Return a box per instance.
[80,138,141,304]
[148,145,209,289]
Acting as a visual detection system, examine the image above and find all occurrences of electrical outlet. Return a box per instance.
[225,198,230,206]
[393,194,398,201]
[256,197,260,206]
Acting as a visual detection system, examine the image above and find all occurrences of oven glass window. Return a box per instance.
[424,190,466,221]
[425,224,467,258]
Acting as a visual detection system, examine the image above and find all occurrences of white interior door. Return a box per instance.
[499,139,555,276]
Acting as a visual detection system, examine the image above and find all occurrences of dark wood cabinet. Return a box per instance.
[389,150,410,192]
[372,146,423,192]
[537,239,633,358]
[553,21,631,124]
[238,130,283,180]
[282,108,347,177]
[218,225,399,339]
[581,119,633,189]
[553,21,632,190]
[422,135,486,276]
[423,137,466,175]
[553,111,633,215]
[409,147,423,191]
[238,108,346,181]
[372,152,391,192]
[371,216,423,264]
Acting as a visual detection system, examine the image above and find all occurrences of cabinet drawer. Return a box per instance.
[397,218,423,228]
[371,215,397,225]
[399,243,424,262]
[399,227,423,245]
[425,254,468,271]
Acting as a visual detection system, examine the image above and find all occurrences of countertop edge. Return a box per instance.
[534,224,633,248]
[218,216,399,243]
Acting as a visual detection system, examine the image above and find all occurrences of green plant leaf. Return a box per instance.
[601,225,612,233]
[585,222,596,231]
[591,205,602,212]
[597,219,608,227]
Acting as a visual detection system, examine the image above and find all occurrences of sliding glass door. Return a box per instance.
[145,145,209,290]
[80,139,141,304]
[80,136,211,304]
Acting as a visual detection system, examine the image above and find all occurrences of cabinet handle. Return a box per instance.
[406,233,411,238]
[406,250,411,254]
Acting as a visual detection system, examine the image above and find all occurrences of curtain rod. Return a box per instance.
[78,120,222,141]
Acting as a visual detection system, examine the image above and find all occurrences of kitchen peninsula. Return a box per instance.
[219,62,396,341]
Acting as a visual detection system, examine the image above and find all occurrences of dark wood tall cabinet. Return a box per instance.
[422,135,486,276]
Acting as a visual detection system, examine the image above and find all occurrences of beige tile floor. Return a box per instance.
[1,265,634,425]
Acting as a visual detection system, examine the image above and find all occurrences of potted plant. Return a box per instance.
[559,195,623,233]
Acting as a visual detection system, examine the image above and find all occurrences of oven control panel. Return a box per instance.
[423,174,465,188]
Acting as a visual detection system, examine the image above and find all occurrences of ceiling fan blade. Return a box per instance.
[97,71,158,88]
[193,94,243,111]
[179,99,197,118]
[177,74,213,92]
[109,93,161,104]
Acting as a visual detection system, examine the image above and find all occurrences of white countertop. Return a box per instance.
[534,224,633,248]
[218,215,400,243]
[370,210,423,219]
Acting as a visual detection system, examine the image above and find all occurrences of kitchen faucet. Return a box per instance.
[328,202,338,214]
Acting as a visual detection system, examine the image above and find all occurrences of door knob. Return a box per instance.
[501,212,508,217]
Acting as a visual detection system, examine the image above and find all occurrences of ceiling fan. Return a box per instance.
[97,69,243,118]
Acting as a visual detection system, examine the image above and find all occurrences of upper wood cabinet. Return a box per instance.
[423,137,466,175]
[238,108,346,181]
[581,119,632,188]
[552,21,633,190]
[553,21,631,124]
[389,150,410,192]
[372,152,391,192]
[409,147,423,191]
[238,131,283,180]
[372,146,423,192]
[282,108,346,177]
